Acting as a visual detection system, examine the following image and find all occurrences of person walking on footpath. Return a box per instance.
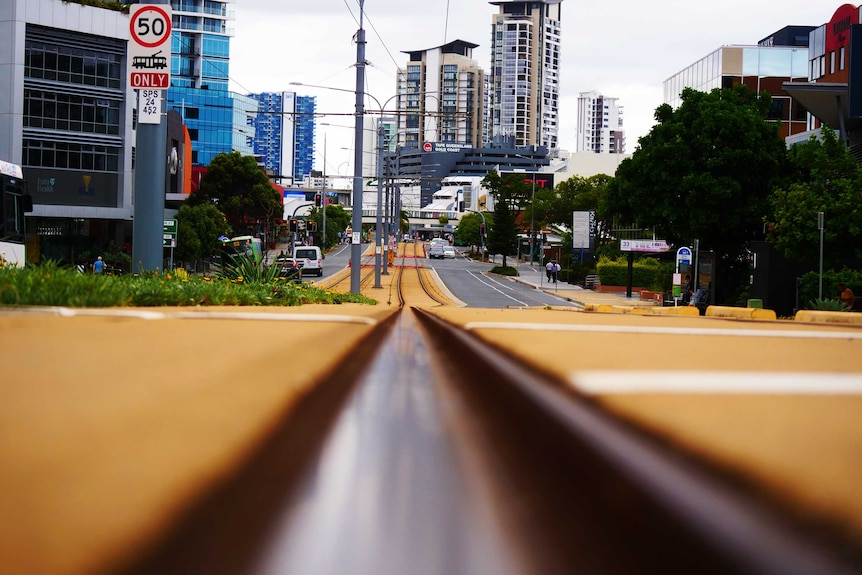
[92,256,105,274]
[838,283,855,310]
[545,259,554,282]
[552,260,561,283]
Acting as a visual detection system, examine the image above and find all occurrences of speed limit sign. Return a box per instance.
[128,4,172,89]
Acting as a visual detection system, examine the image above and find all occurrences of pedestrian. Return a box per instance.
[838,283,855,310]
[545,259,554,282]
[552,260,561,283]
[683,274,694,304]
[92,256,105,274]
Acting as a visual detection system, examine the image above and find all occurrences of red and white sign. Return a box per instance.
[128,4,172,90]
[423,142,433,152]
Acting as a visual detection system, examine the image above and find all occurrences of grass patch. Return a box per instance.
[0,261,375,307]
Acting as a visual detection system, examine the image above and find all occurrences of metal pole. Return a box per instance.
[818,211,824,299]
[374,124,383,287]
[349,1,366,294]
[322,134,327,251]
[530,172,536,266]
[383,154,390,275]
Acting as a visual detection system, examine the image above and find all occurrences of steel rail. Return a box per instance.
[413,308,862,575]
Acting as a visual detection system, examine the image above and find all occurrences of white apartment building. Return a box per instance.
[576,91,625,154]
[396,39,485,149]
[487,0,562,150]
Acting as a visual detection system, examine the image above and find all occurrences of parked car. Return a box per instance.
[275,256,301,280]
[428,245,445,259]
[442,246,456,259]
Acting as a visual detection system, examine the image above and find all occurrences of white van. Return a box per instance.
[293,246,324,276]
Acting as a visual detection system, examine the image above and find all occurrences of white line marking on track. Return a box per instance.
[570,371,862,395]
[463,322,862,340]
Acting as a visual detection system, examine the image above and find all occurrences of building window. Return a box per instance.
[24,90,120,135]
[25,40,121,89]
[23,139,119,172]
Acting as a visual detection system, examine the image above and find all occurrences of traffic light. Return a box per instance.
[479,223,486,237]
[307,221,317,232]
[289,218,298,233]
[314,193,322,207]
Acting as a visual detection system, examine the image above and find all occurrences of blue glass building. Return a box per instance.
[252,92,316,184]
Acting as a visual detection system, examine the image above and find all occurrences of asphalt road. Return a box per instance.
[416,247,579,309]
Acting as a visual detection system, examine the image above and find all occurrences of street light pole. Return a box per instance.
[514,154,539,267]
[373,123,383,288]
[464,208,485,257]
[350,1,366,294]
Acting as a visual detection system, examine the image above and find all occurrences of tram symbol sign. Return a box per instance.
[128,4,172,90]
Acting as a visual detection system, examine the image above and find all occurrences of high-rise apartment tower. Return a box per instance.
[576,91,625,154]
[487,0,562,149]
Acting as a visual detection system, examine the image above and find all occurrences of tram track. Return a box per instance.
[113,250,860,575]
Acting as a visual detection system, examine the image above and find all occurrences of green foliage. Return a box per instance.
[216,254,281,283]
[798,268,862,310]
[595,257,674,291]
[456,212,483,248]
[541,174,612,250]
[0,260,374,307]
[61,0,130,12]
[808,298,851,312]
[187,152,282,240]
[765,126,862,264]
[307,204,351,250]
[483,171,523,268]
[603,85,786,265]
[489,266,518,276]
[176,202,232,263]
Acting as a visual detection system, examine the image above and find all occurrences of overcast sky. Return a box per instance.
[228,0,837,176]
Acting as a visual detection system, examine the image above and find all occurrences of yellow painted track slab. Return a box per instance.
[427,307,862,542]
[0,304,392,575]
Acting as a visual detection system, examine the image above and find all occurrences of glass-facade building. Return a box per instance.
[161,0,243,167]
[664,44,811,139]
[252,92,316,184]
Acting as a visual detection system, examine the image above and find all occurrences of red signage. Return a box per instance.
[826,4,859,53]
[130,72,169,89]
[423,142,432,152]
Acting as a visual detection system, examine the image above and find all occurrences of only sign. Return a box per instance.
[128,4,172,90]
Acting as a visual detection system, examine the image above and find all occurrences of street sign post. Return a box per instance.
[128,4,172,90]
[163,218,177,270]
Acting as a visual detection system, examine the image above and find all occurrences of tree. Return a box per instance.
[483,171,522,268]
[539,174,614,250]
[603,85,787,301]
[187,152,283,241]
[456,212,482,250]
[175,202,231,264]
[765,126,862,265]
[308,204,351,249]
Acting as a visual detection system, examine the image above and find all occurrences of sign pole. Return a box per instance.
[129,3,172,273]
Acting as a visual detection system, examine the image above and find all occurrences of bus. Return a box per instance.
[0,160,33,266]
[220,235,263,265]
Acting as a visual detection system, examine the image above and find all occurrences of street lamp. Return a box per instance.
[514,154,539,267]
[464,208,486,259]
[291,81,399,288]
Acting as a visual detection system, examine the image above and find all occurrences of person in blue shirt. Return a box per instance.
[92,256,105,274]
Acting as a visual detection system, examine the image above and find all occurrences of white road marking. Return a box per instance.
[463,322,862,340]
[570,371,862,395]
[466,271,530,306]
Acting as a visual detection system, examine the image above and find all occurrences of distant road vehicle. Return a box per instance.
[293,245,324,276]
[221,235,263,266]
[275,256,301,280]
[443,246,456,259]
[428,245,445,259]
[0,159,33,266]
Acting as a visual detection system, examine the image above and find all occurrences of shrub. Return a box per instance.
[798,268,862,309]
[490,265,518,276]
[808,298,851,312]
[596,256,673,291]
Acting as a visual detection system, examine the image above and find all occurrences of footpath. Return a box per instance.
[508,259,663,310]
